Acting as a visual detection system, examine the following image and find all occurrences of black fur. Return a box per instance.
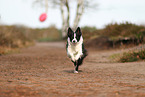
[72,43,87,71]
[68,27,82,42]
[66,27,88,72]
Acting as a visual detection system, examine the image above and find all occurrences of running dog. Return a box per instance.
[66,27,87,73]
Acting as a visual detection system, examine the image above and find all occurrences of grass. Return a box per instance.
[38,37,61,42]
[81,22,145,45]
[0,47,20,55]
[0,22,145,55]
[109,53,121,62]
[0,25,61,55]
[119,49,145,63]
[0,25,33,48]
[110,48,145,63]
[32,26,61,42]
[81,26,99,40]
[101,22,145,41]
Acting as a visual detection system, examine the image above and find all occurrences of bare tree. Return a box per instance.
[73,0,84,29]
[60,0,70,38]
[33,0,97,38]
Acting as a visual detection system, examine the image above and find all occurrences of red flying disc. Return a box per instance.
[39,13,47,22]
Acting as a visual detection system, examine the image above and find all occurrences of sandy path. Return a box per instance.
[0,42,145,97]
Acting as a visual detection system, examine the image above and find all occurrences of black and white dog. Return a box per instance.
[66,27,87,73]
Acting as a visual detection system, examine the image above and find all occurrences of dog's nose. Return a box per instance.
[72,40,76,43]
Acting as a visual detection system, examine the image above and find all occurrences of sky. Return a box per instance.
[0,0,145,29]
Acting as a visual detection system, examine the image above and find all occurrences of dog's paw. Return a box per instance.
[74,70,78,73]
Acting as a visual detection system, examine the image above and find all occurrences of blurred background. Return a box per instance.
[1,0,145,29]
[0,0,145,56]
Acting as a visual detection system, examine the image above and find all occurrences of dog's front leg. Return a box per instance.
[74,61,79,73]
[71,55,75,62]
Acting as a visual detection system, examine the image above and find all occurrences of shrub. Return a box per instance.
[119,49,145,62]
[81,26,100,40]
[0,25,33,48]
[101,22,145,41]
[34,26,61,42]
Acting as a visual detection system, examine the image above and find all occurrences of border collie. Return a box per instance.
[66,27,87,73]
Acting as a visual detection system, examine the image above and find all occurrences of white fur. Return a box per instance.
[72,33,77,43]
[67,36,83,62]
[74,70,78,73]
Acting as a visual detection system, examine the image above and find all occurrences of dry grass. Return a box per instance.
[0,25,61,55]
[101,22,145,41]
[119,49,145,62]
[0,22,145,55]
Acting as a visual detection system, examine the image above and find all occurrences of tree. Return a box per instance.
[33,0,97,38]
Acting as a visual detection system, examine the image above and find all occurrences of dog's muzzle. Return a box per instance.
[72,39,77,45]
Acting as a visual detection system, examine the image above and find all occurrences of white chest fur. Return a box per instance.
[67,37,83,61]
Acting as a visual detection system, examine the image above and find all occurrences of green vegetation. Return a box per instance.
[0,22,145,56]
[0,25,32,48]
[109,53,121,62]
[119,49,145,62]
[101,22,145,41]
[81,22,145,42]
[0,25,61,55]
[32,26,61,42]
[81,26,100,40]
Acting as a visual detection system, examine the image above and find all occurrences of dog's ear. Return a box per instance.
[68,27,73,37]
[75,27,81,35]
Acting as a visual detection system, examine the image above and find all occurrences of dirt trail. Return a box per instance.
[0,42,145,97]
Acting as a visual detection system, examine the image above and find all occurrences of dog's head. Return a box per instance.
[67,27,82,45]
